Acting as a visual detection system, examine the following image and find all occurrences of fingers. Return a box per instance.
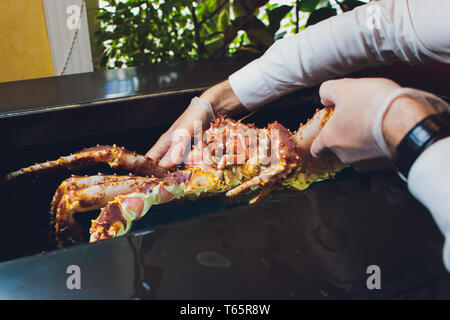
[310,129,327,158]
[146,96,216,167]
[313,79,351,157]
[146,131,172,160]
[146,119,196,167]
[311,81,339,158]
[146,112,185,160]
[159,128,192,168]
[319,78,354,106]
[313,77,406,165]
[319,79,340,106]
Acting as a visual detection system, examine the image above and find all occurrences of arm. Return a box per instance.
[229,0,450,110]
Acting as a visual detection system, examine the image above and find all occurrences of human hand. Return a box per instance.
[310,78,437,167]
[146,96,215,168]
[146,80,245,168]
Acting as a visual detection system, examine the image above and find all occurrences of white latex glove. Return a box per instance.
[310,78,447,166]
[146,97,215,168]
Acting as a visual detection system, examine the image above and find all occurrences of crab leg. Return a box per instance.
[52,174,158,245]
[294,107,334,156]
[4,145,169,181]
[90,108,344,242]
[225,165,285,201]
[52,174,134,213]
[89,167,236,242]
[226,122,300,202]
[3,106,347,246]
[285,107,346,190]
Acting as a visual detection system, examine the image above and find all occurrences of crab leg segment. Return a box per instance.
[90,108,343,242]
[52,174,157,245]
[285,107,346,191]
[3,106,347,246]
[4,145,169,181]
[225,122,300,203]
[294,107,334,156]
[89,167,233,242]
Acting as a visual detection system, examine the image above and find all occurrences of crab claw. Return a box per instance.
[89,203,129,242]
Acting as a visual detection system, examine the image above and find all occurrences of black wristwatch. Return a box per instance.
[394,111,450,180]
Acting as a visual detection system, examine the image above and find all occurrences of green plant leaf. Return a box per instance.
[95,0,281,68]
[247,28,274,47]
[306,6,337,26]
[206,0,217,12]
[299,0,321,12]
[316,0,332,9]
[232,44,261,55]
[251,0,270,9]
[267,5,293,36]
[218,9,230,31]
[232,0,254,17]
[205,35,225,55]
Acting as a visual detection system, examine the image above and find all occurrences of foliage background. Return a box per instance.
[95,0,369,70]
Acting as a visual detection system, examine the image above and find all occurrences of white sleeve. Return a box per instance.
[229,0,450,111]
[407,137,450,272]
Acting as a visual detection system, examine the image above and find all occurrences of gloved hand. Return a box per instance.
[147,80,246,168]
[146,97,215,168]
[310,78,443,166]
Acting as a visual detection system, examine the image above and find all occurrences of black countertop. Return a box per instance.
[0,170,448,299]
[0,56,256,148]
[0,56,254,118]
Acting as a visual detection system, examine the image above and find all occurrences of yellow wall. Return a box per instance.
[0,0,54,83]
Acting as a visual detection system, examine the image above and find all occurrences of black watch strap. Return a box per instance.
[394,111,450,180]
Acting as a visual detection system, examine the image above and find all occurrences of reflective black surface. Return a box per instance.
[0,56,254,118]
[0,170,448,299]
[0,86,324,263]
[0,57,449,299]
[0,57,255,148]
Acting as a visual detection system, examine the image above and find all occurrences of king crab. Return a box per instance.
[4,107,344,246]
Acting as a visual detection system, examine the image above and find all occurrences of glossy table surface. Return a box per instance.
[0,56,254,118]
[0,170,448,299]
